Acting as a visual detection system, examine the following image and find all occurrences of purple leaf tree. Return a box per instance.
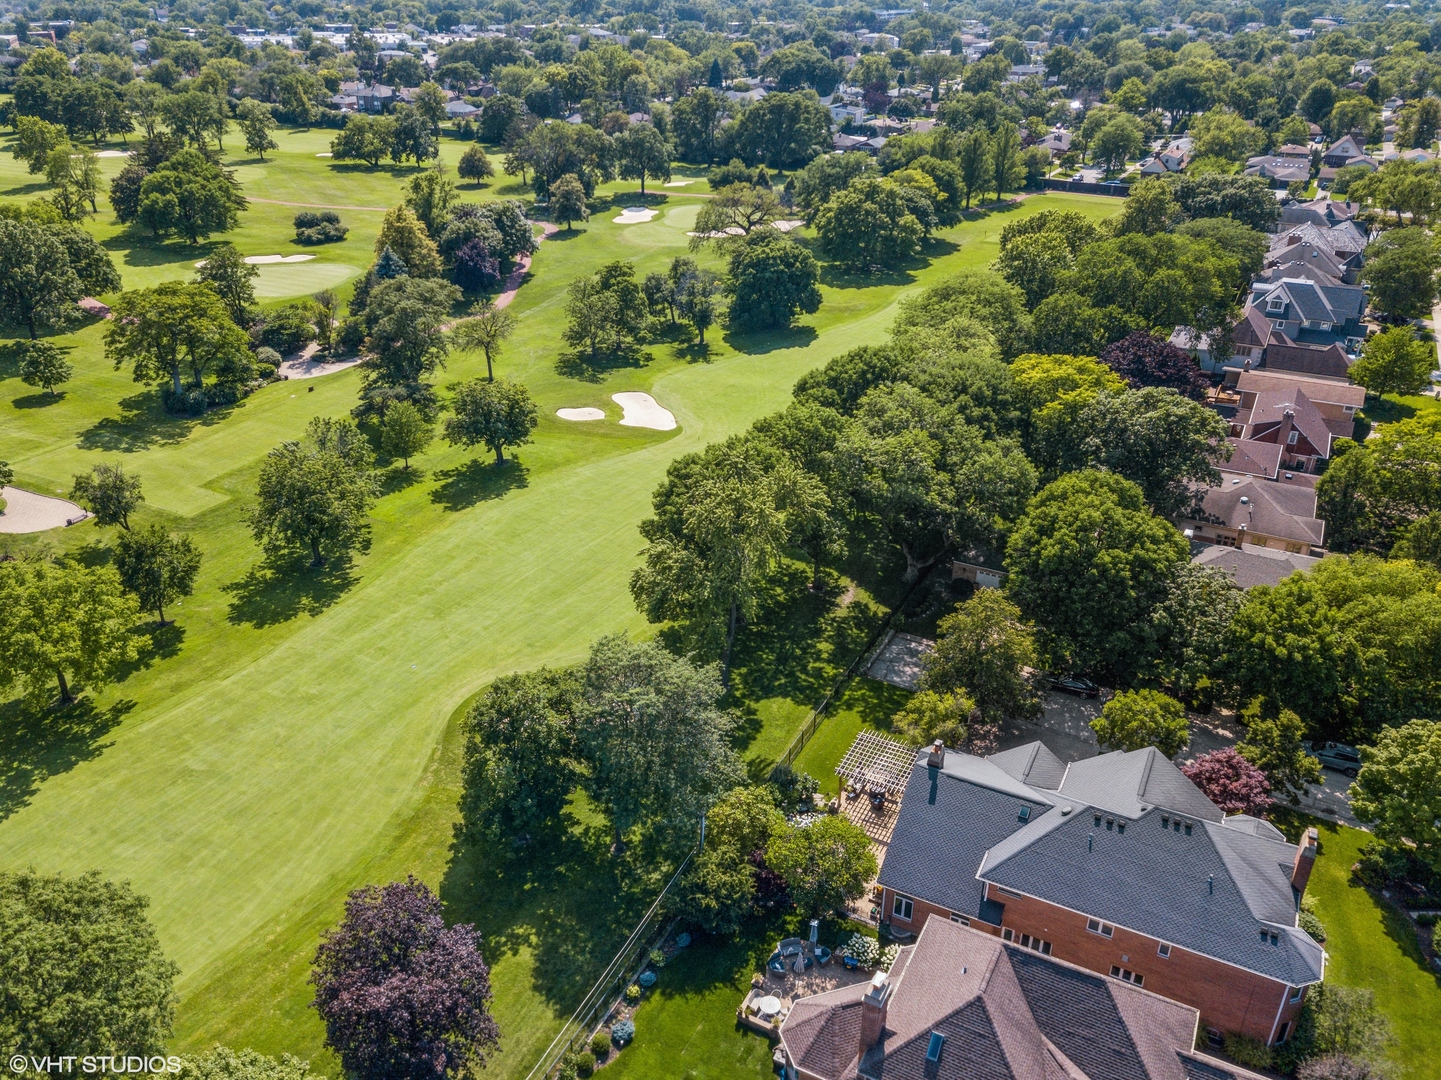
[311,877,500,1080]
[1100,330,1210,400]
[1181,748,1273,816]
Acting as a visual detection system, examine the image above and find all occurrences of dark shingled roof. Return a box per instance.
[782,916,1216,1080]
[989,741,1069,790]
[1190,543,1319,588]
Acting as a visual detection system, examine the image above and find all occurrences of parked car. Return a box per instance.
[1048,674,1100,698]
[1313,741,1362,777]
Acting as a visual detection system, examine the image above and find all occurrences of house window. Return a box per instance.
[1087,918,1115,938]
[950,914,970,926]
[1094,814,1102,827]
[1288,430,1299,445]
[1289,986,1303,1003]
[1278,1021,1292,1043]
[1116,823,1125,834]
[1003,929,1053,954]
[1018,806,1031,822]
[1206,1029,1224,1049]
[893,895,914,922]
[1260,930,1279,945]
[1267,297,1285,312]
[1274,320,1287,330]
[1158,943,1172,958]
[1110,965,1144,986]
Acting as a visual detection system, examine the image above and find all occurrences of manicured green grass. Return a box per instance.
[791,677,913,787]
[1306,821,1441,1080]
[0,127,1118,1076]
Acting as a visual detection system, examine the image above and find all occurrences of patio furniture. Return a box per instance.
[756,995,782,1020]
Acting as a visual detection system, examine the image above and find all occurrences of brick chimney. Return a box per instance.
[1292,827,1319,896]
[927,739,944,768]
[1276,407,1296,454]
[859,971,892,1059]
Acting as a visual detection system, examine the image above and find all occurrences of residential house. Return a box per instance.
[1244,155,1311,187]
[1321,132,1371,169]
[445,98,480,119]
[1190,542,1319,588]
[337,80,395,112]
[1138,137,1192,175]
[1227,369,1364,427]
[780,915,1273,1080]
[1248,276,1366,353]
[1228,374,1357,465]
[1181,472,1326,552]
[1036,127,1072,156]
[876,743,1326,1045]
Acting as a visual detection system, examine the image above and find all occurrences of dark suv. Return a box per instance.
[1313,742,1362,777]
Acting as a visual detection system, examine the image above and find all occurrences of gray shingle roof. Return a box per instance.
[978,805,1325,986]
[1195,474,1326,548]
[1056,748,1224,822]
[1190,543,1319,588]
[989,741,1069,790]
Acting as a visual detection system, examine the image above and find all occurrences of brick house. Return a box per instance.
[780,914,1273,1080]
[1180,473,1326,554]
[876,743,1325,1046]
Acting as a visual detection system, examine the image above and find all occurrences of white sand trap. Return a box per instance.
[613,206,659,224]
[612,392,675,430]
[663,180,695,187]
[772,219,805,232]
[316,152,333,157]
[0,487,88,533]
[95,149,131,158]
[557,407,606,421]
[245,254,317,265]
[278,345,361,379]
[687,226,746,238]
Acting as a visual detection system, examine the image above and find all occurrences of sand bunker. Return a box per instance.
[613,206,659,224]
[0,487,88,534]
[612,392,675,430]
[557,407,606,421]
[316,152,333,157]
[687,226,746,238]
[245,254,317,265]
[773,219,805,232]
[95,149,130,158]
[663,180,695,187]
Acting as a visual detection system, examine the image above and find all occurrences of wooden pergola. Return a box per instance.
[836,731,917,796]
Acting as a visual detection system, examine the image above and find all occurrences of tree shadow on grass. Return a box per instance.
[111,621,187,686]
[720,324,817,356]
[10,392,65,408]
[1,180,51,198]
[554,347,652,383]
[0,696,136,822]
[76,391,201,452]
[440,812,655,1012]
[223,556,359,627]
[103,233,216,269]
[377,465,427,496]
[430,456,529,512]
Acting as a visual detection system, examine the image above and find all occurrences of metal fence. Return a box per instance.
[522,849,695,1080]
[1042,178,1132,197]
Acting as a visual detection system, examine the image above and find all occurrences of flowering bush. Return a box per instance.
[844,933,879,967]
[879,944,900,970]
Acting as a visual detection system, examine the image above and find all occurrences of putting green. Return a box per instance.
[252,262,362,298]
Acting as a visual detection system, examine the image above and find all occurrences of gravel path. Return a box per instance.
[0,487,88,533]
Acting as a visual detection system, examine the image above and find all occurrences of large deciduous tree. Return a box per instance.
[1005,470,1189,677]
[576,634,743,851]
[193,243,257,326]
[1237,708,1324,805]
[443,378,538,465]
[922,590,1041,727]
[251,417,377,567]
[765,816,877,918]
[1091,689,1190,758]
[1361,227,1440,321]
[1100,331,1209,399]
[106,282,252,398]
[311,877,500,1080]
[724,232,822,333]
[70,463,144,530]
[615,123,671,193]
[0,559,139,707]
[730,91,832,170]
[814,178,927,270]
[0,218,121,339]
[0,869,179,1056]
[112,525,202,625]
[1349,719,1441,875]
[1349,326,1434,397]
[135,150,247,243]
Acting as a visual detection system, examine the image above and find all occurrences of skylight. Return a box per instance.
[926,1032,945,1063]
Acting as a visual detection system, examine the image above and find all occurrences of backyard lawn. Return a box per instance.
[0,121,1120,1076]
[1306,821,1441,1080]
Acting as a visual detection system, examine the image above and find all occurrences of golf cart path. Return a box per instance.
[494,221,560,310]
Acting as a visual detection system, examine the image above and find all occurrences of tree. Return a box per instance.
[1151,563,1244,705]
[765,816,877,918]
[725,232,822,333]
[379,401,434,469]
[70,463,144,530]
[615,123,672,193]
[1361,227,1441,321]
[674,267,722,345]
[159,90,228,150]
[892,269,1029,360]
[404,169,459,238]
[1190,108,1265,162]
[450,303,516,382]
[814,178,926,269]
[549,173,589,229]
[414,81,448,133]
[1091,689,1190,757]
[922,590,1041,726]
[1091,114,1143,175]
[444,378,537,465]
[1163,173,1280,232]
[1350,326,1433,396]
[731,91,832,170]
[106,282,252,398]
[330,114,397,168]
[0,218,120,339]
[690,184,781,247]
[459,667,580,847]
[892,689,973,748]
[955,128,990,209]
[375,205,442,278]
[1005,470,1189,676]
[672,87,725,163]
[236,99,278,160]
[136,149,247,243]
[1348,719,1441,874]
[180,1047,319,1080]
[12,115,67,174]
[194,243,258,325]
[109,162,151,224]
[1100,330,1208,399]
[0,560,139,707]
[1114,176,1179,235]
[1181,748,1272,816]
[390,105,439,166]
[1298,1055,1397,1080]
[992,232,1072,308]
[790,152,877,220]
[677,786,787,933]
[311,877,499,1080]
[0,869,178,1056]
[576,634,743,850]
[1309,985,1397,1066]
[251,418,377,567]
[457,145,494,186]
[112,525,202,625]
[17,340,73,396]
[1237,709,1325,805]
[45,143,103,220]
[562,263,646,361]
[988,122,1023,200]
